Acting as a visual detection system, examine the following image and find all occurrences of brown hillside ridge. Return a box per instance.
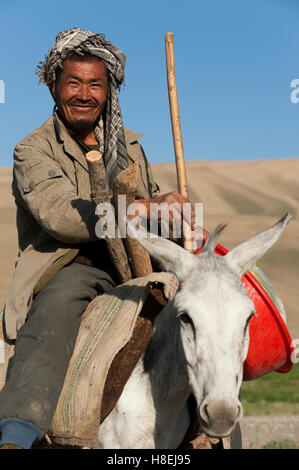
[0,159,298,340]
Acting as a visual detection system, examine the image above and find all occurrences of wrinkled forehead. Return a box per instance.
[55,54,108,82]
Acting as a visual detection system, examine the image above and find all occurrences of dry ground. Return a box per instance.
[240,415,299,449]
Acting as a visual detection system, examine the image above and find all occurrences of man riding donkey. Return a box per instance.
[0,28,227,449]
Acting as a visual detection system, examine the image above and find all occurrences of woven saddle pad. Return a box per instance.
[0,272,179,449]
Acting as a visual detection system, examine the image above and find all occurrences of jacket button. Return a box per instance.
[48,170,55,177]
[28,180,34,189]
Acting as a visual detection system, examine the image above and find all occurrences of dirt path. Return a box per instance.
[240,415,299,448]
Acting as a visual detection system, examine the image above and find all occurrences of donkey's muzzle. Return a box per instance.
[199,399,242,437]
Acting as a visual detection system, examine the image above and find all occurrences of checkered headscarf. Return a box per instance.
[37,28,128,190]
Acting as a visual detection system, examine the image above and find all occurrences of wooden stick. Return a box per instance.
[113,163,153,278]
[165,32,188,199]
[165,32,194,252]
[86,150,132,284]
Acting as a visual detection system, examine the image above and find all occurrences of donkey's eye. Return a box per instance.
[179,313,193,325]
[179,313,196,340]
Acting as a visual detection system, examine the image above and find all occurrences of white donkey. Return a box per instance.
[99,213,291,449]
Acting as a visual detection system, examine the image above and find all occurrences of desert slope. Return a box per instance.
[0,159,298,339]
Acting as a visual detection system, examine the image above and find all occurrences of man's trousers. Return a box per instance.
[0,262,116,432]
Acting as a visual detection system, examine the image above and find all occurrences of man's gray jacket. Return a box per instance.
[4,113,159,340]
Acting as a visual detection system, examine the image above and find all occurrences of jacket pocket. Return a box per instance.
[22,163,64,193]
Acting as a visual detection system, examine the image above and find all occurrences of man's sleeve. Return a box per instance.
[138,144,160,199]
[13,143,99,244]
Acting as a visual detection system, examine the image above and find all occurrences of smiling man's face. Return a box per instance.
[51,55,108,135]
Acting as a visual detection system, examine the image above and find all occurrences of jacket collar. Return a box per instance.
[53,109,89,171]
[124,127,143,146]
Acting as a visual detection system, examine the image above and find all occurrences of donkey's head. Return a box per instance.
[133,213,291,437]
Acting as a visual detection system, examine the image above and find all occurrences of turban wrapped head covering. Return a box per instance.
[37,28,128,190]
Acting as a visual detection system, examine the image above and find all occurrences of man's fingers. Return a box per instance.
[135,192,209,240]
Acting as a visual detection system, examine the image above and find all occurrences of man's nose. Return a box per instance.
[76,84,90,101]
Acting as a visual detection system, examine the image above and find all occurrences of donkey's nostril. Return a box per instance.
[200,399,242,434]
[204,404,210,423]
[199,402,210,425]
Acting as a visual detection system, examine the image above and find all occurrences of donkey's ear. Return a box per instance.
[225,213,292,277]
[128,223,197,282]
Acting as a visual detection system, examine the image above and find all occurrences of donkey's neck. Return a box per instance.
[143,300,191,404]
[98,299,192,449]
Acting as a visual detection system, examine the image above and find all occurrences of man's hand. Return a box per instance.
[134,191,209,244]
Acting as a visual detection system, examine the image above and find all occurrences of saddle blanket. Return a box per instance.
[0,272,179,448]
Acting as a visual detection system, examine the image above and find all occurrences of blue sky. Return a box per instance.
[1,0,299,166]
